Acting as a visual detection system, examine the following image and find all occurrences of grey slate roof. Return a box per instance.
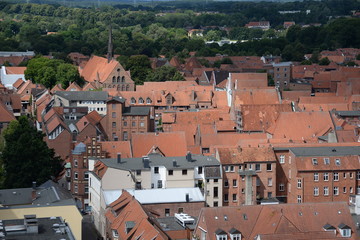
[55,91,108,101]
[107,96,126,104]
[72,142,86,155]
[288,146,360,157]
[122,106,150,116]
[336,111,360,117]
[0,188,33,206]
[205,166,222,179]
[98,153,220,171]
[273,62,292,67]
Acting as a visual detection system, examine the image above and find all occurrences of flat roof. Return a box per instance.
[289,146,360,157]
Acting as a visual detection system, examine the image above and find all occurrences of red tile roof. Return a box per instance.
[5,66,26,74]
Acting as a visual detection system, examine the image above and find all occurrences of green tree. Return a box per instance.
[146,66,184,82]
[319,57,330,65]
[0,116,63,189]
[56,63,84,89]
[125,55,152,85]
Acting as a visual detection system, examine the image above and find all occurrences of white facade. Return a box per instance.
[78,100,107,115]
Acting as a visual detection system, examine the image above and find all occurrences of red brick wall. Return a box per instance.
[144,201,205,218]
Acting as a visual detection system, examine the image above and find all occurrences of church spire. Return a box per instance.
[107,24,113,63]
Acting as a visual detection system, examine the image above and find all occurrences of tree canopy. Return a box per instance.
[0,116,63,189]
[25,57,84,89]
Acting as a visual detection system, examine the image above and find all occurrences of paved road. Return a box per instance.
[82,214,103,240]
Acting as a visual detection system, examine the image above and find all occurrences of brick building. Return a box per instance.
[274,145,360,204]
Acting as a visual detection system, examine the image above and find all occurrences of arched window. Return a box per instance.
[122,76,125,82]
[112,76,116,83]
[122,85,125,91]
[126,85,129,91]
[130,97,136,104]
[117,68,120,72]
[139,98,144,104]
[146,97,152,104]
[117,76,120,83]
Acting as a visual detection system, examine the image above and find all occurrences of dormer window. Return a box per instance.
[112,229,119,238]
[229,228,241,240]
[146,97,152,104]
[215,229,227,240]
[335,159,341,166]
[324,158,330,165]
[139,98,144,104]
[312,158,318,165]
[338,224,351,237]
[130,97,136,104]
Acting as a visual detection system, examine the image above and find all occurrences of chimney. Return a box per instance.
[185,193,190,202]
[173,160,177,167]
[186,152,192,162]
[24,215,38,234]
[117,153,121,164]
[32,181,37,189]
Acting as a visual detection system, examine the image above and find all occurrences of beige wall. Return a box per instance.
[0,205,82,240]
[166,169,196,188]
[102,168,135,190]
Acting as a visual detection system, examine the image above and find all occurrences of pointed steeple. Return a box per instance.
[107,24,113,63]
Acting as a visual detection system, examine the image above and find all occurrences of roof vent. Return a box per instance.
[332,149,337,152]
[299,212,303,216]
[173,160,177,167]
[117,153,121,164]
[186,152,192,162]
[143,156,150,168]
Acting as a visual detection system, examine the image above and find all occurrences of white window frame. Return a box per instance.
[297,179,302,189]
[334,186,339,195]
[314,173,319,181]
[279,155,285,164]
[314,187,319,196]
[279,183,284,192]
[334,172,339,181]
[324,173,329,181]
[324,187,329,196]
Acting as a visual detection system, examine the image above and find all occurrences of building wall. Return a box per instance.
[144,201,205,218]
[0,205,82,240]
[274,65,291,90]
[166,168,196,188]
[206,178,223,207]
[122,114,150,140]
[102,168,135,190]
[101,62,135,91]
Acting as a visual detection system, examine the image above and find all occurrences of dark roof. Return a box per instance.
[97,153,220,171]
[1,216,74,240]
[55,91,108,101]
[0,188,33,206]
[107,96,125,104]
[336,111,360,117]
[323,224,336,230]
[214,71,229,85]
[205,166,222,179]
[338,223,351,229]
[156,216,197,231]
[122,106,150,116]
[229,227,241,234]
[289,146,360,157]
[215,228,227,235]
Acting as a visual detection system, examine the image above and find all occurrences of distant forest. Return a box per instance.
[0,0,359,62]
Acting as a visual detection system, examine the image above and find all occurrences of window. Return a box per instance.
[157,180,162,188]
[297,195,302,203]
[297,179,302,188]
[350,187,353,193]
[112,112,116,118]
[312,158,318,165]
[146,97,152,104]
[344,172,347,179]
[216,234,227,240]
[268,192,272,198]
[268,178,273,186]
[74,172,78,180]
[233,179,237,187]
[279,184,284,191]
[132,122,136,127]
[224,180,229,187]
[182,169,187,175]
[214,179,218,183]
[214,187,218,198]
[74,159,78,167]
[350,172,354,178]
[324,173,329,181]
[248,164,253,170]
[340,229,351,237]
[198,166,203,174]
[130,98,136,104]
[357,171,360,180]
[112,122,116,128]
[256,177,260,186]
[314,173,319,181]
[343,187,347,193]
[267,163,272,171]
[280,155,285,164]
[224,166,230,172]
[324,158,330,165]
[74,184,78,193]
[85,186,89,193]
[123,121,127,126]
[232,193,237,202]
[136,170,141,176]
[231,234,241,240]
[139,98,144,104]
[224,194,228,202]
[178,208,184,213]
[84,172,89,179]
[165,208,170,217]
[255,164,261,171]
[324,187,329,196]
[314,187,319,196]
[168,170,173,175]
[335,158,341,166]
[230,166,235,172]
[154,167,159,174]
[123,131,128,141]
[334,187,339,195]
[357,186,360,194]
[140,122,145,127]
[334,172,339,181]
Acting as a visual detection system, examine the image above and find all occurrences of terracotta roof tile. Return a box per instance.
[13,78,25,89]
[100,141,132,158]
[233,88,280,105]
[5,66,26,74]
[218,146,275,164]
[231,73,267,88]
[65,81,82,91]
[0,102,15,122]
